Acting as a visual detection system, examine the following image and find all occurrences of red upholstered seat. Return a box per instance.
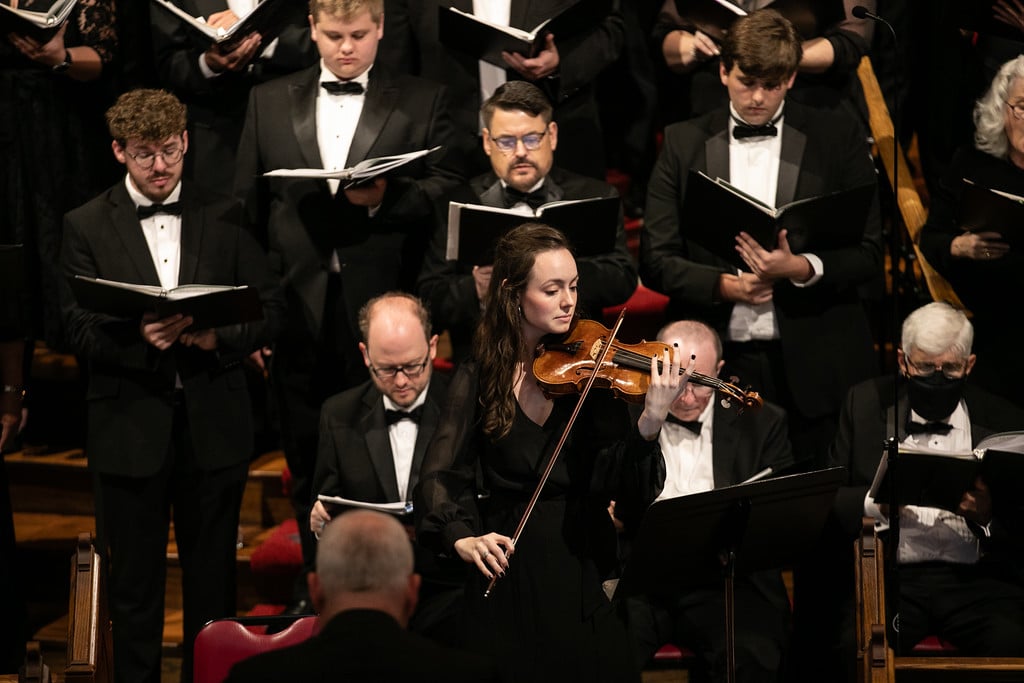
[911,635,958,653]
[193,615,319,683]
[602,284,670,343]
[249,518,303,575]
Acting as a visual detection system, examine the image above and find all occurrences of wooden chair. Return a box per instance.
[192,615,320,683]
[856,56,968,313]
[65,533,112,683]
[855,519,1024,682]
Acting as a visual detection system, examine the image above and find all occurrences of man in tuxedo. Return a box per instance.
[417,80,636,361]
[623,320,794,683]
[233,0,469,610]
[308,292,461,639]
[151,0,318,194]
[225,510,499,683]
[641,9,883,467]
[60,89,284,683]
[378,0,624,179]
[829,302,1024,657]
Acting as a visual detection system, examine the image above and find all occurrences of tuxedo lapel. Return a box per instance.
[177,183,201,286]
[705,117,730,182]
[109,184,162,285]
[362,393,401,501]
[478,178,505,207]
[345,70,399,166]
[290,70,324,171]
[711,404,741,487]
[510,0,532,29]
[408,389,441,495]
[776,120,806,208]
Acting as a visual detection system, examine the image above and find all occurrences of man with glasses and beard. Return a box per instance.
[829,301,1024,658]
[308,292,460,641]
[417,80,636,362]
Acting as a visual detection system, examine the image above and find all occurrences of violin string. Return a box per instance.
[599,342,724,389]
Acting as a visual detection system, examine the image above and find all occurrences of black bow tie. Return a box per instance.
[137,202,182,220]
[321,80,365,96]
[905,420,953,436]
[665,413,702,435]
[385,406,423,426]
[732,121,778,140]
[503,185,547,210]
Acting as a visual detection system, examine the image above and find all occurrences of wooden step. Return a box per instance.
[5,449,92,516]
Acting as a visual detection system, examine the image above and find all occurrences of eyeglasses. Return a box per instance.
[368,353,430,380]
[1007,101,1024,120]
[683,383,714,399]
[905,358,968,379]
[488,131,548,154]
[125,145,185,170]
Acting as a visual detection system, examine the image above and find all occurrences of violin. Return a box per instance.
[532,318,763,412]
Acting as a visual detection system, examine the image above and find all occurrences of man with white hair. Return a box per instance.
[829,301,1024,656]
[225,510,499,682]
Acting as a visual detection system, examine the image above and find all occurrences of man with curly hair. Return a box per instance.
[60,88,285,683]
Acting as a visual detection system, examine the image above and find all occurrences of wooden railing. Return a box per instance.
[65,533,112,683]
[856,57,968,312]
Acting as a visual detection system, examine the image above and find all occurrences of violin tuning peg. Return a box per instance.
[720,398,731,409]
[729,375,740,384]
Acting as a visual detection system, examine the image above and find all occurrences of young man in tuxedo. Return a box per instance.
[641,8,882,467]
[60,89,285,683]
[224,510,499,683]
[233,0,469,612]
[623,320,794,683]
[309,292,462,640]
[829,302,1024,660]
[416,80,637,361]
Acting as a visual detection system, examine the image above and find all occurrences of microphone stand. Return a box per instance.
[854,4,903,652]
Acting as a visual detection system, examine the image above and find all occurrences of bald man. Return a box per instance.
[624,320,795,683]
[309,292,460,640]
[225,510,498,682]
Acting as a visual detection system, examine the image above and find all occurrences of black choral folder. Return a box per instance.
[957,179,1024,247]
[0,0,76,43]
[150,0,293,51]
[446,196,619,267]
[618,468,844,598]
[68,276,263,330]
[681,170,873,270]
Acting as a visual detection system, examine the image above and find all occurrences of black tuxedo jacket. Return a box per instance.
[641,101,883,418]
[829,376,1024,539]
[151,0,317,192]
[417,166,636,357]
[223,609,500,683]
[312,375,450,507]
[378,0,624,177]
[234,63,469,345]
[60,180,285,477]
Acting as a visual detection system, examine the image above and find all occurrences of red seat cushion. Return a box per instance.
[912,635,958,653]
[249,518,303,575]
[193,616,319,683]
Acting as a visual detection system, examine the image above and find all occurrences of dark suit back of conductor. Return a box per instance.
[223,609,501,683]
[641,101,883,422]
[61,181,285,476]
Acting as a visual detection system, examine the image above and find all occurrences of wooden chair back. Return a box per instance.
[65,533,111,683]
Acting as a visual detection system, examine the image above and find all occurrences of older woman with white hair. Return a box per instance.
[918,54,1024,409]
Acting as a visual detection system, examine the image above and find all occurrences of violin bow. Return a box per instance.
[484,308,628,597]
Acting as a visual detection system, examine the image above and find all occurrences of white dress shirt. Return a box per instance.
[865,400,980,565]
[127,177,182,290]
[656,400,716,501]
[473,0,510,132]
[382,386,429,502]
[725,102,824,343]
[317,61,369,197]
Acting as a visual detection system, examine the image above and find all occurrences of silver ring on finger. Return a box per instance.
[481,550,490,560]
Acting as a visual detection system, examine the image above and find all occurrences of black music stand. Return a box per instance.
[617,467,844,683]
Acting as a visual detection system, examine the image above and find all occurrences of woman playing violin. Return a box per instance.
[415,223,693,681]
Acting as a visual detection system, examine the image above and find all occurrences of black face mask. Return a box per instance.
[905,372,966,422]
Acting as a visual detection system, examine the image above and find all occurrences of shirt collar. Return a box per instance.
[319,61,372,90]
[727,101,785,135]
